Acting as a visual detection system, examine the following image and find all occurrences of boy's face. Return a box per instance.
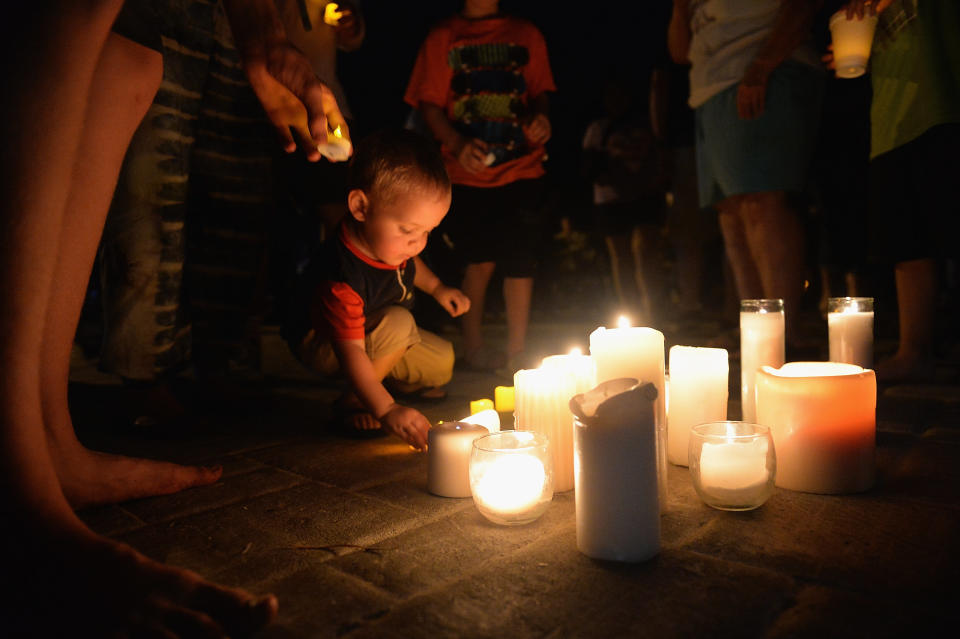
[348,184,451,266]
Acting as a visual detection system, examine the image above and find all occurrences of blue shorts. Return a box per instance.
[695,61,824,208]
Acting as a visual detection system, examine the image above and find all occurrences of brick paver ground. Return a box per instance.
[71,310,960,638]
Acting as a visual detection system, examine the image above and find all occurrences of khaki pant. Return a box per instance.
[297,306,454,388]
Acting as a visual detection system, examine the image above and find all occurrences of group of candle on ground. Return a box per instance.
[427,300,877,562]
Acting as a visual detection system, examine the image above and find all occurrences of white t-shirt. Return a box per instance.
[687,0,820,108]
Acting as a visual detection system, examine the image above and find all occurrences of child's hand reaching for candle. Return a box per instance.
[432,284,471,318]
[379,404,430,450]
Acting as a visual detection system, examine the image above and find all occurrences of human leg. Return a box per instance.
[738,191,806,343]
[41,31,221,511]
[460,261,498,366]
[633,224,666,325]
[716,196,763,301]
[876,258,937,381]
[503,275,534,361]
[0,3,276,635]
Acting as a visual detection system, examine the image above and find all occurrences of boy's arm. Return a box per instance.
[419,101,489,174]
[332,339,430,449]
[523,93,551,146]
[413,256,470,318]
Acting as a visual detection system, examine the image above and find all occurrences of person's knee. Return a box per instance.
[381,306,417,337]
[426,339,455,387]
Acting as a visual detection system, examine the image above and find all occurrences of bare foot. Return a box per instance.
[334,393,383,433]
[876,350,937,383]
[52,445,222,510]
[8,525,277,637]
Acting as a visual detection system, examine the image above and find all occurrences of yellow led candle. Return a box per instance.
[470,398,494,415]
[494,386,515,413]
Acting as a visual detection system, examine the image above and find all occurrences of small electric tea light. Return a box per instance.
[469,398,495,415]
[458,408,500,433]
[688,421,776,511]
[317,124,352,162]
[323,2,343,26]
[494,385,514,413]
[469,431,553,525]
[828,297,874,368]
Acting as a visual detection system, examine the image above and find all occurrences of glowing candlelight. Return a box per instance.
[323,2,343,26]
[470,431,553,525]
[469,398,494,415]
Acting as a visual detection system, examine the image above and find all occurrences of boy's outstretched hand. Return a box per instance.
[432,284,471,318]
[379,404,430,450]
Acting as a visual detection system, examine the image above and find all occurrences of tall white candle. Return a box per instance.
[740,299,785,423]
[666,346,729,466]
[756,362,876,494]
[589,318,666,509]
[514,367,578,492]
[572,380,660,562]
[828,297,874,368]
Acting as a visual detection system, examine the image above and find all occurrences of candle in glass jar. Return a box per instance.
[756,362,876,494]
[828,297,874,368]
[514,367,578,492]
[740,299,785,423]
[666,346,729,466]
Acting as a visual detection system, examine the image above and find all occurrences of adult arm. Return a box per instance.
[222,0,348,161]
[737,0,823,120]
[667,0,692,64]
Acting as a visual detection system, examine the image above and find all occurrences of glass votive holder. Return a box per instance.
[469,431,553,525]
[688,421,776,511]
[827,297,874,368]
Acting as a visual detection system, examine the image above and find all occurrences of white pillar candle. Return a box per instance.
[756,362,876,494]
[514,367,578,492]
[427,422,490,498]
[541,348,598,395]
[571,379,660,562]
[666,346,729,466]
[589,318,667,509]
[828,297,874,368]
[740,299,785,424]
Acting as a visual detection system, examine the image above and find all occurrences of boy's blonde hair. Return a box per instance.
[347,128,451,204]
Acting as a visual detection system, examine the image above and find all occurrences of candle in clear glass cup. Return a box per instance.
[740,299,785,423]
[589,317,667,508]
[756,362,876,494]
[688,421,775,511]
[666,346,729,466]
[469,431,553,525]
[828,297,874,368]
[514,367,578,492]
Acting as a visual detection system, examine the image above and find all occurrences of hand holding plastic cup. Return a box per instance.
[829,10,878,79]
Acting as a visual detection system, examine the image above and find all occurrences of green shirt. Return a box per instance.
[869,0,960,159]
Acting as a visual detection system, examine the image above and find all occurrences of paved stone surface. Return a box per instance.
[71,311,960,638]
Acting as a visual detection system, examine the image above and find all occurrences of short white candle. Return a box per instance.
[740,300,785,423]
[427,421,489,498]
[666,346,729,466]
[514,367,578,492]
[589,317,667,509]
[699,436,769,492]
[469,431,553,525]
[828,297,874,368]
[458,408,500,433]
[756,362,876,494]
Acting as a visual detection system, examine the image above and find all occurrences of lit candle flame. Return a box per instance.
[332,125,342,138]
[568,347,582,357]
[617,315,631,329]
[324,2,343,26]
